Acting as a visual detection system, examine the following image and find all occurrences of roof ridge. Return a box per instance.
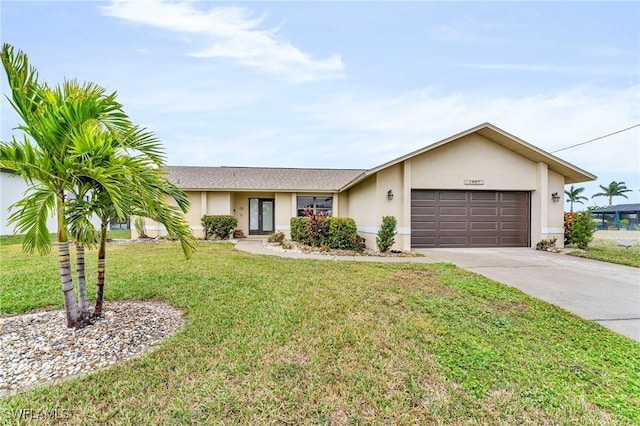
[165,165,367,171]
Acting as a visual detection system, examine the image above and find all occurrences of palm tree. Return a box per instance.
[88,152,196,317]
[1,43,132,327]
[564,185,588,213]
[591,181,632,206]
[2,44,196,326]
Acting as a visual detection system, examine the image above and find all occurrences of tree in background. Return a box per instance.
[564,185,588,213]
[591,181,632,206]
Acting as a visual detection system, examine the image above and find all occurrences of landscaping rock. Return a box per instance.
[0,301,184,397]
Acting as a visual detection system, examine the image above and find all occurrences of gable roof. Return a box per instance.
[164,166,365,192]
[341,122,597,190]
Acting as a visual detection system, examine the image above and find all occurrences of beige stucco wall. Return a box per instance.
[410,134,537,190]
[346,133,567,251]
[275,193,293,233]
[546,169,566,245]
[207,192,232,215]
[346,164,405,251]
[139,190,346,239]
[530,163,565,246]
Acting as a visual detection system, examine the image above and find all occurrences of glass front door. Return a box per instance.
[249,198,275,235]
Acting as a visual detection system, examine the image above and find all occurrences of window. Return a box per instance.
[297,196,333,216]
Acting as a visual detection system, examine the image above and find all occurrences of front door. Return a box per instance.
[249,198,275,235]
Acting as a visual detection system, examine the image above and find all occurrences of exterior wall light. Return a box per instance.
[551,192,560,202]
[387,190,394,200]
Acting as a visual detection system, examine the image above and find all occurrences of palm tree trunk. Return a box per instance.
[76,243,89,319]
[56,194,81,328]
[58,241,81,327]
[94,220,108,316]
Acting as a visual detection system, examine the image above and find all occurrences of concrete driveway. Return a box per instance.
[414,248,640,342]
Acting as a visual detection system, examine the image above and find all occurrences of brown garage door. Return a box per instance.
[411,190,530,248]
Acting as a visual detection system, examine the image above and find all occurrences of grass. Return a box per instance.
[1,240,639,424]
[567,239,640,267]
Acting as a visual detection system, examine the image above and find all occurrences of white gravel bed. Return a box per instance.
[0,301,184,398]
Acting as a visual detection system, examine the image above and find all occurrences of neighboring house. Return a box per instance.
[591,204,640,230]
[1,168,102,236]
[137,122,596,250]
[1,169,58,236]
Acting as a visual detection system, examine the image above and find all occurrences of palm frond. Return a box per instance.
[7,185,55,255]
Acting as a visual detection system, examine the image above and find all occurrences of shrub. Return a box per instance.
[377,216,397,252]
[290,217,310,244]
[327,217,359,250]
[564,212,573,246]
[201,215,238,240]
[535,237,557,251]
[290,213,361,251]
[305,207,329,247]
[571,211,596,249]
[134,216,148,238]
[268,231,286,244]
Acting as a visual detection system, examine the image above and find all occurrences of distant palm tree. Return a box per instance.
[591,181,632,206]
[564,185,588,213]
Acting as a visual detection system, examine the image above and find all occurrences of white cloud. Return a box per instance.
[430,15,512,43]
[295,85,640,175]
[456,62,638,76]
[102,0,344,82]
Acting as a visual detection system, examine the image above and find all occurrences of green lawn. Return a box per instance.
[1,241,638,424]
[567,239,640,267]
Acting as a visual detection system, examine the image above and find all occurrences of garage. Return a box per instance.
[411,190,530,248]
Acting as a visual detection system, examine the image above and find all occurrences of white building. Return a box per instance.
[1,169,102,236]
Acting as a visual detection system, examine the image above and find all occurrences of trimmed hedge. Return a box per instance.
[290,217,310,244]
[201,215,238,240]
[290,216,361,250]
[327,217,359,250]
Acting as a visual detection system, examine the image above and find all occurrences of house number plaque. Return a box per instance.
[464,179,484,185]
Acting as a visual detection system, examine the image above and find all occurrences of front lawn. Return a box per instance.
[567,239,640,267]
[1,241,638,424]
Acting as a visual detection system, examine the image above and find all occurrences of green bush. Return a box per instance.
[290,217,310,244]
[291,215,361,250]
[571,211,596,249]
[201,215,238,240]
[377,216,397,252]
[327,217,359,250]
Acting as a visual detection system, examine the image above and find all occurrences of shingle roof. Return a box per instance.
[164,166,366,192]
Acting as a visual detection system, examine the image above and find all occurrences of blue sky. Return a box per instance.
[1,1,639,207]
